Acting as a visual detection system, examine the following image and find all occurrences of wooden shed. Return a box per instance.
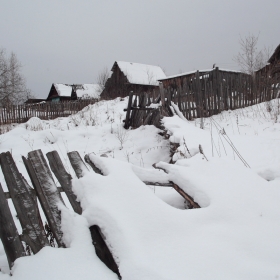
[101,61,166,99]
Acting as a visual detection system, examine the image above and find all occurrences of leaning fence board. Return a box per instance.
[67,151,89,178]
[0,183,26,269]
[89,225,121,279]
[70,151,121,278]
[0,152,49,254]
[22,150,65,248]
[46,151,82,215]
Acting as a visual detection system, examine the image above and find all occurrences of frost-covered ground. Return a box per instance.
[0,97,279,280]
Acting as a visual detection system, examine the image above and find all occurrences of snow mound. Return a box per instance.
[25,117,44,131]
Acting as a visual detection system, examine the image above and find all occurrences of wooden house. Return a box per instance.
[47,84,100,102]
[101,61,166,99]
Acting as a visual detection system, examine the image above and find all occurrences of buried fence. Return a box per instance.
[124,68,280,128]
[0,148,198,277]
[0,99,97,125]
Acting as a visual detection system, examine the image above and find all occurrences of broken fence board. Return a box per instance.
[67,151,89,179]
[84,154,103,175]
[22,150,65,248]
[46,150,82,215]
[71,151,121,279]
[0,183,26,269]
[0,152,49,254]
[90,225,121,279]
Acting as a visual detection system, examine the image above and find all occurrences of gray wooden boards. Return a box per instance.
[0,183,26,269]
[69,151,121,279]
[67,151,89,179]
[0,152,49,254]
[90,226,121,279]
[46,151,82,215]
[84,154,103,175]
[22,150,65,248]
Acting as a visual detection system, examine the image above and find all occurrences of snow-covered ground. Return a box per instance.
[0,97,279,279]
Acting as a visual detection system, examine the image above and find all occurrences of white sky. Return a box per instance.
[0,0,279,98]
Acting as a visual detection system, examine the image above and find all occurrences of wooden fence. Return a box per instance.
[162,68,279,119]
[0,149,121,278]
[0,99,97,125]
[0,149,200,276]
[124,68,280,128]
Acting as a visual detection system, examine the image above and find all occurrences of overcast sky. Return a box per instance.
[1,0,279,99]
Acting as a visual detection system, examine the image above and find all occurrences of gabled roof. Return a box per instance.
[54,84,72,97]
[76,84,100,99]
[53,83,100,99]
[268,44,280,63]
[112,61,166,86]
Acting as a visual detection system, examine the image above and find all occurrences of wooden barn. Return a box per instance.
[158,67,244,90]
[268,43,280,76]
[47,84,100,102]
[256,44,280,79]
[101,61,166,99]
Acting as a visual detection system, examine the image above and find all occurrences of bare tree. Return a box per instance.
[0,48,32,106]
[234,34,272,75]
[96,67,111,94]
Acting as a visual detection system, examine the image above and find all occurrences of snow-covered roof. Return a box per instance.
[76,84,100,99]
[54,84,100,99]
[159,68,243,81]
[54,84,72,97]
[114,61,166,86]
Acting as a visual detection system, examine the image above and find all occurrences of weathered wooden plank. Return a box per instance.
[22,150,65,248]
[0,152,49,254]
[0,183,26,269]
[124,91,134,129]
[67,151,89,179]
[46,151,82,215]
[89,225,121,279]
[72,153,121,278]
[84,154,103,175]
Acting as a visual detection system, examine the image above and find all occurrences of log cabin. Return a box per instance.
[101,61,166,99]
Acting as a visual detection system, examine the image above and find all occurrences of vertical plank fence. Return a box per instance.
[0,99,97,126]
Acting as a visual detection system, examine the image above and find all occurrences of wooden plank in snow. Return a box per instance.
[46,150,82,215]
[67,151,89,179]
[0,183,26,269]
[22,150,65,248]
[0,152,49,254]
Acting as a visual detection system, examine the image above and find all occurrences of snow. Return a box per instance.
[116,61,166,86]
[76,84,100,99]
[54,84,101,99]
[54,84,72,97]
[0,97,279,279]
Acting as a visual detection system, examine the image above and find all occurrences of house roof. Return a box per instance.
[54,84,72,97]
[53,84,100,99]
[76,84,100,99]
[113,61,166,86]
[158,68,243,81]
[268,44,280,63]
